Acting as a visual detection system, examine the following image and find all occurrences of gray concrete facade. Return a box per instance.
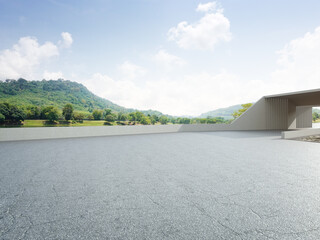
[229,88,320,131]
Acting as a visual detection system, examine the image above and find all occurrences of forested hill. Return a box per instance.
[200,104,320,119]
[0,79,162,115]
[199,104,243,120]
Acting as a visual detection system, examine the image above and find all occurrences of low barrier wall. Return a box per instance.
[281,128,320,139]
[0,124,230,142]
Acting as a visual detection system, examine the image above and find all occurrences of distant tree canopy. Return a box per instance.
[92,109,103,120]
[159,115,169,125]
[312,112,319,121]
[41,106,59,122]
[0,100,231,126]
[0,113,5,123]
[150,114,158,125]
[62,103,74,121]
[0,79,162,115]
[232,103,253,119]
[117,112,128,121]
[0,102,25,123]
[139,115,151,125]
[103,109,112,118]
[25,105,41,119]
[104,109,117,122]
[73,112,85,122]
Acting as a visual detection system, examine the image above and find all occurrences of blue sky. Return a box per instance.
[1,0,320,116]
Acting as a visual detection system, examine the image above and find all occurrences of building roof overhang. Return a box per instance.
[264,88,320,106]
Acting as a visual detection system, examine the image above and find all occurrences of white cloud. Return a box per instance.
[78,73,148,109]
[43,70,64,80]
[271,26,320,93]
[154,50,186,69]
[0,37,59,80]
[0,33,72,80]
[60,32,73,48]
[118,61,146,80]
[196,2,217,12]
[168,2,231,50]
[79,71,264,116]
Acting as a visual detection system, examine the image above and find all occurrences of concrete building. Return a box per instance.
[230,88,319,131]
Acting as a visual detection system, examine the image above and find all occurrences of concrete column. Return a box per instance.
[296,106,312,128]
[287,100,296,129]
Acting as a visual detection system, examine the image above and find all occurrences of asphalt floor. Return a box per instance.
[1,131,320,239]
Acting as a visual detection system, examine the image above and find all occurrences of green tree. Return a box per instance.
[169,117,176,124]
[135,111,144,122]
[178,118,190,124]
[206,118,217,124]
[73,112,85,122]
[41,106,59,122]
[92,109,103,120]
[199,118,207,124]
[105,113,116,122]
[215,117,225,123]
[103,109,112,118]
[62,103,74,121]
[159,115,168,125]
[25,105,41,119]
[232,103,253,119]
[87,113,94,120]
[128,112,136,123]
[41,106,52,119]
[0,113,5,123]
[118,112,128,121]
[150,114,159,125]
[45,107,59,122]
[140,115,151,125]
[312,112,319,121]
[0,102,25,123]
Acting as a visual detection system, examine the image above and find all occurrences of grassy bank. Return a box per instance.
[2,120,111,128]
[1,120,165,128]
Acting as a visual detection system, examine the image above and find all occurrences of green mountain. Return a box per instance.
[199,104,243,120]
[201,104,320,120]
[0,79,162,115]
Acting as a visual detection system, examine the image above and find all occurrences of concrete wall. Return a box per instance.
[228,97,292,130]
[296,106,312,128]
[0,124,231,142]
[229,98,267,130]
[265,98,288,130]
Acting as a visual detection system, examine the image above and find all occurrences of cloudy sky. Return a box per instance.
[1,0,320,116]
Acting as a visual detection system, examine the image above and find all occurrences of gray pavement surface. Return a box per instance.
[1,131,320,239]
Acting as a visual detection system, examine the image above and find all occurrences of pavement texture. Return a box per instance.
[1,131,320,240]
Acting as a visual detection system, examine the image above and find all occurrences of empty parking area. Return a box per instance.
[1,131,320,239]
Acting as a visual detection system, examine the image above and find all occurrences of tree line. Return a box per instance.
[0,102,228,126]
[313,111,320,122]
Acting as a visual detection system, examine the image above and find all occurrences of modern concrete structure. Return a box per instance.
[229,88,320,131]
